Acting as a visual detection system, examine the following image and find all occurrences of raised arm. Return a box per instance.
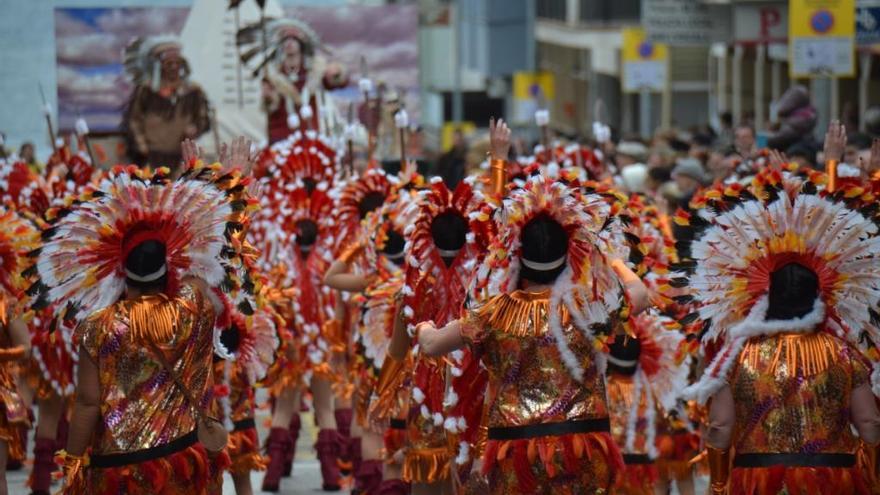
[324,258,369,293]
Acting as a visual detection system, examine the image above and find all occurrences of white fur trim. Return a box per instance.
[684,296,825,404]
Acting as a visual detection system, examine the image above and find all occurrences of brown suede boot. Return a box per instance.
[315,429,342,491]
[334,408,353,474]
[29,437,55,495]
[375,479,410,495]
[353,459,383,494]
[261,427,291,493]
[283,414,301,478]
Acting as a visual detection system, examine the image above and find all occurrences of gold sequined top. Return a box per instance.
[463,289,609,428]
[607,374,650,454]
[77,283,216,454]
[729,331,869,455]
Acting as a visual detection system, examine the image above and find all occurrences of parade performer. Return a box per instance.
[392,177,490,495]
[237,17,347,143]
[214,304,281,495]
[675,168,880,495]
[415,171,652,494]
[605,319,690,495]
[250,182,340,492]
[34,155,255,494]
[0,206,37,495]
[324,165,421,494]
[122,36,211,169]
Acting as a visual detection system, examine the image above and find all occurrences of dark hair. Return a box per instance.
[519,215,568,285]
[607,335,641,376]
[767,262,819,320]
[648,166,672,184]
[358,191,386,219]
[302,178,317,194]
[124,239,167,291]
[430,211,468,267]
[219,325,241,355]
[295,219,318,259]
[382,229,406,266]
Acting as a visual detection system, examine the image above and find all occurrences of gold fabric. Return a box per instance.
[730,331,868,455]
[76,283,216,455]
[466,289,609,429]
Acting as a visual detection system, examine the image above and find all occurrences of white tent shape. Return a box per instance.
[180,0,285,153]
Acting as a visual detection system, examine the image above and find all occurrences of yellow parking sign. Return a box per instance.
[789,0,856,77]
[621,28,669,93]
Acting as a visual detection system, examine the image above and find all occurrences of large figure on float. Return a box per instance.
[237,17,348,143]
[121,36,211,170]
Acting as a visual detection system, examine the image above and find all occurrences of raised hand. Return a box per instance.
[224,136,257,176]
[823,120,846,162]
[767,149,788,170]
[860,138,880,177]
[489,117,512,161]
[180,138,204,165]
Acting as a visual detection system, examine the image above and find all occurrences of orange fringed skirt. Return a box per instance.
[730,466,872,495]
[227,425,266,475]
[655,431,700,480]
[63,444,231,495]
[482,431,623,495]
[615,459,659,495]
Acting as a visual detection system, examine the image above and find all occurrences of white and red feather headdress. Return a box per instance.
[675,169,880,402]
[471,174,629,381]
[28,164,253,323]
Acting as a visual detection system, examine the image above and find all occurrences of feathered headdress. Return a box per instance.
[27,164,253,324]
[248,183,336,351]
[402,178,488,329]
[123,35,186,89]
[613,313,690,459]
[331,167,394,256]
[471,174,629,381]
[237,17,321,78]
[674,168,880,402]
[0,206,40,322]
[258,130,338,188]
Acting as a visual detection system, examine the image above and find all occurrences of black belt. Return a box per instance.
[233,418,255,432]
[488,418,610,441]
[623,453,652,465]
[734,453,856,468]
[90,430,198,468]
[389,418,406,430]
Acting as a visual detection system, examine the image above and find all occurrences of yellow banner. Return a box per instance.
[790,0,855,38]
[512,72,556,101]
[441,122,476,151]
[622,27,668,63]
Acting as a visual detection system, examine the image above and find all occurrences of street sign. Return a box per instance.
[733,2,788,44]
[857,0,880,46]
[643,0,730,45]
[621,28,669,93]
[511,72,556,124]
[789,0,856,77]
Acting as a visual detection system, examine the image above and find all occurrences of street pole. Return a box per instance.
[452,0,464,124]
[639,89,652,139]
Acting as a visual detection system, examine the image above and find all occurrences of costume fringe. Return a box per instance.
[402,446,451,483]
[227,427,266,475]
[616,463,659,495]
[383,426,407,462]
[472,291,568,337]
[730,466,871,495]
[482,431,623,493]
[62,444,231,495]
